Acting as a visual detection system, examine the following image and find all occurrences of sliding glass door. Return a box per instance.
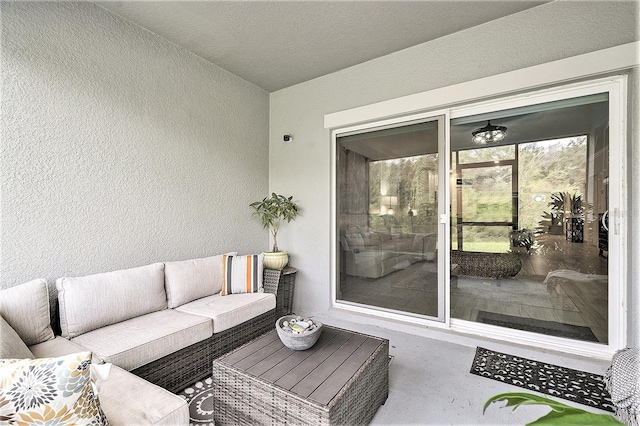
[335,115,446,321]
[450,92,612,344]
[331,76,625,356]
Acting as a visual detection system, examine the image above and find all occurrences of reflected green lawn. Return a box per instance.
[458,241,510,253]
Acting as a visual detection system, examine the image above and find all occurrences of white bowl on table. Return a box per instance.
[276,315,323,350]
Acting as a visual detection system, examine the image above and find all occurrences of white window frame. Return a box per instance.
[448,76,627,359]
[325,42,637,359]
[330,110,451,328]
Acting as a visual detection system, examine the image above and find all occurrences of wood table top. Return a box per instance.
[215,325,387,406]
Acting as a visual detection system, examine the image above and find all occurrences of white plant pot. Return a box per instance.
[263,251,288,270]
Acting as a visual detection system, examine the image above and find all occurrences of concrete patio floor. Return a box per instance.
[312,315,612,425]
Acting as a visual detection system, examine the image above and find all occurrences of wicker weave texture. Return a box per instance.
[131,268,295,393]
[450,250,522,278]
[212,329,389,426]
[327,341,389,425]
[279,270,295,315]
[132,309,277,393]
[264,266,296,316]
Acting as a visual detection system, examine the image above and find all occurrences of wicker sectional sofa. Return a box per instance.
[0,255,294,425]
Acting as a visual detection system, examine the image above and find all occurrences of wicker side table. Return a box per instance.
[264,266,296,316]
[212,326,389,425]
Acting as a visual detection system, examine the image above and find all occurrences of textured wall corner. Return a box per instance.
[1,2,270,287]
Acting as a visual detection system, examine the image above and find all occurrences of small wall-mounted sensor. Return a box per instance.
[283,134,292,143]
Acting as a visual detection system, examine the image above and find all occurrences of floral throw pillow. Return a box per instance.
[0,351,108,425]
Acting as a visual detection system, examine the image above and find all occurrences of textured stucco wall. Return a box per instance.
[1,2,270,289]
[269,1,640,346]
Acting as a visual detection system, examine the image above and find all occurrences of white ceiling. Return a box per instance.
[96,1,548,92]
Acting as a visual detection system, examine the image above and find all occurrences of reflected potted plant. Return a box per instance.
[250,193,300,270]
[540,192,586,241]
[541,192,566,235]
[566,192,585,243]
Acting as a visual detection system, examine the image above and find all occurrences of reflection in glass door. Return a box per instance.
[450,93,610,344]
[455,158,516,253]
[335,117,445,320]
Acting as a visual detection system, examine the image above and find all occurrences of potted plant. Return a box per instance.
[541,192,566,235]
[250,193,300,270]
[566,192,585,243]
[484,392,622,425]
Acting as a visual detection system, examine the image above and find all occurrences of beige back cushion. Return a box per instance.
[0,315,34,359]
[0,278,55,346]
[164,253,235,308]
[56,263,167,338]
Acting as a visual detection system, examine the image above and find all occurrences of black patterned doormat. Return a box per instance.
[476,311,599,342]
[470,347,614,412]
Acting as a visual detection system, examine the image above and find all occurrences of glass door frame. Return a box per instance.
[448,76,627,357]
[328,72,628,359]
[330,110,452,326]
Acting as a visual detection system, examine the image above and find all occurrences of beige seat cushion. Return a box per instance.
[164,253,235,308]
[100,365,188,425]
[29,336,91,359]
[71,310,213,371]
[56,263,167,338]
[0,278,54,345]
[176,292,275,333]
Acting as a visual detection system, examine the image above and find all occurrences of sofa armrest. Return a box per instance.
[263,267,297,316]
[412,233,437,257]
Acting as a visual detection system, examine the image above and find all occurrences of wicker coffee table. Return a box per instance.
[212,325,389,425]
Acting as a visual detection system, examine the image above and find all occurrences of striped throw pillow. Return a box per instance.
[221,254,264,296]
